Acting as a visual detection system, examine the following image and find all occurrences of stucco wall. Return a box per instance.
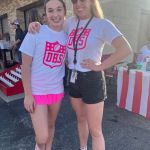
[0,0,39,40]
[101,0,150,61]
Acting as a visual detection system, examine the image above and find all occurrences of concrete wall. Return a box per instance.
[101,0,150,61]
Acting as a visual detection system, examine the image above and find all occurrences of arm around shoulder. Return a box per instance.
[28,21,41,33]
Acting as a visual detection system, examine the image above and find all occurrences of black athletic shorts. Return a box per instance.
[69,70,107,104]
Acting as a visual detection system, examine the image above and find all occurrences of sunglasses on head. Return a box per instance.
[71,0,86,4]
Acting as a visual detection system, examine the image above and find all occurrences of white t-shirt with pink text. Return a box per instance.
[20,25,67,95]
[65,16,122,72]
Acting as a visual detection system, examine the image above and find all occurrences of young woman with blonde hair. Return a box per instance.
[66,1,131,149]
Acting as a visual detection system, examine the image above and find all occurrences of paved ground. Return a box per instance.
[0,84,150,150]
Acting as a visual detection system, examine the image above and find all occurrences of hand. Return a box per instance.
[28,22,41,34]
[80,59,102,71]
[24,95,36,113]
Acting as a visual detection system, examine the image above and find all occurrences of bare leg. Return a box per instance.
[46,101,62,150]
[30,105,49,150]
[85,101,105,150]
[71,97,89,148]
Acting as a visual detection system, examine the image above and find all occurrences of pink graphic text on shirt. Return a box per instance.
[43,41,66,68]
[67,27,91,50]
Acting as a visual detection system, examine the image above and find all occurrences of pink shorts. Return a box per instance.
[33,93,64,105]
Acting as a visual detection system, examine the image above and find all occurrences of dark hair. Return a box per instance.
[16,24,20,28]
[44,0,66,15]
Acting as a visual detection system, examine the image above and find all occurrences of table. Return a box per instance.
[0,41,14,68]
[117,67,150,120]
[0,40,11,49]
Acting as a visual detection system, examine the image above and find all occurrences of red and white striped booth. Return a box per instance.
[117,67,150,120]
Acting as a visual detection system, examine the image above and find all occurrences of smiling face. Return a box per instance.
[72,0,93,20]
[45,0,66,31]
